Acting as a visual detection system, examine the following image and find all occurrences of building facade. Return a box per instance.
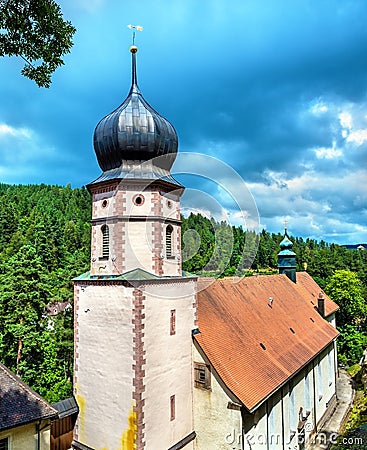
[73,45,339,450]
[193,272,338,450]
[73,45,197,450]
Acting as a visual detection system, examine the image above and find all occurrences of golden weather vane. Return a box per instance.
[127,24,143,46]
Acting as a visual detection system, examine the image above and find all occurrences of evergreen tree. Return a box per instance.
[0,244,49,384]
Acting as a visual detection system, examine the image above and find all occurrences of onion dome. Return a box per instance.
[279,232,295,255]
[93,46,178,172]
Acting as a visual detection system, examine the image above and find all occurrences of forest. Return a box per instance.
[0,183,366,403]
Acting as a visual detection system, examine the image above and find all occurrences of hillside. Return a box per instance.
[0,184,365,402]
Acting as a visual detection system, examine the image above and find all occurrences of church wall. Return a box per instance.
[124,220,154,271]
[192,345,242,450]
[315,344,336,426]
[0,422,51,450]
[242,403,267,450]
[327,313,336,328]
[240,343,337,450]
[73,282,134,449]
[143,281,196,450]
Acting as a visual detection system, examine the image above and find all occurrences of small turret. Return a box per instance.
[278,227,296,283]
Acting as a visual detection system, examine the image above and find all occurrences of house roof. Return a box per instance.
[194,273,338,412]
[295,271,339,317]
[0,362,58,431]
[52,396,78,419]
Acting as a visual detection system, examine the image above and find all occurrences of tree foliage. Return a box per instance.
[181,214,367,366]
[0,0,76,87]
[0,183,90,402]
[325,270,367,327]
[0,184,365,400]
[325,271,367,366]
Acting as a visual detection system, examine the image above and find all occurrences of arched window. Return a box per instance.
[101,225,109,259]
[166,225,173,258]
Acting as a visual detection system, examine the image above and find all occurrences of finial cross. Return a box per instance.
[284,218,288,231]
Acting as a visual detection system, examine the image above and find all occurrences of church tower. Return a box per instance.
[277,227,297,283]
[73,46,197,450]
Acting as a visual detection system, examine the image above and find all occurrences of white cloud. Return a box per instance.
[314,144,342,160]
[347,129,367,145]
[0,123,32,139]
[0,121,64,183]
[243,168,367,243]
[335,107,367,145]
[339,111,353,130]
[310,100,328,115]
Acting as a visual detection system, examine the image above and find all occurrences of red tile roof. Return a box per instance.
[295,271,339,317]
[195,273,338,412]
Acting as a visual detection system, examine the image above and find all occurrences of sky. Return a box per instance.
[0,0,367,244]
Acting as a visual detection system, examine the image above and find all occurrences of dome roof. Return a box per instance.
[278,230,296,256]
[279,233,293,249]
[93,46,178,172]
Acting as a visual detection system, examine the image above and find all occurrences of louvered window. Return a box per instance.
[166,225,173,258]
[101,225,109,259]
[194,362,211,390]
[0,438,8,450]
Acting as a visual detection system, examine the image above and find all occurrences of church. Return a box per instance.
[72,45,339,450]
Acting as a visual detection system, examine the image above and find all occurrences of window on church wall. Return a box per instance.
[166,225,173,258]
[304,370,311,412]
[170,395,175,421]
[328,351,333,386]
[194,362,211,390]
[268,400,278,450]
[170,309,176,335]
[0,438,9,450]
[289,384,297,433]
[318,361,323,400]
[101,225,109,259]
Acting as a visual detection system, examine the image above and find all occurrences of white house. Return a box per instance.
[193,272,338,450]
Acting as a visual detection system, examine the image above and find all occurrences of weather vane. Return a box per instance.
[127,24,143,46]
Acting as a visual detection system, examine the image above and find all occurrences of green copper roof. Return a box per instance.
[279,234,293,249]
[278,249,296,256]
[74,267,196,282]
[278,231,296,256]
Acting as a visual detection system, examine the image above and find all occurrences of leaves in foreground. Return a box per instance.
[0,0,76,87]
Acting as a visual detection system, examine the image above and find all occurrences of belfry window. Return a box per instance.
[101,225,109,259]
[166,225,173,258]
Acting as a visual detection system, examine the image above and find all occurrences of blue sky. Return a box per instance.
[0,0,367,244]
